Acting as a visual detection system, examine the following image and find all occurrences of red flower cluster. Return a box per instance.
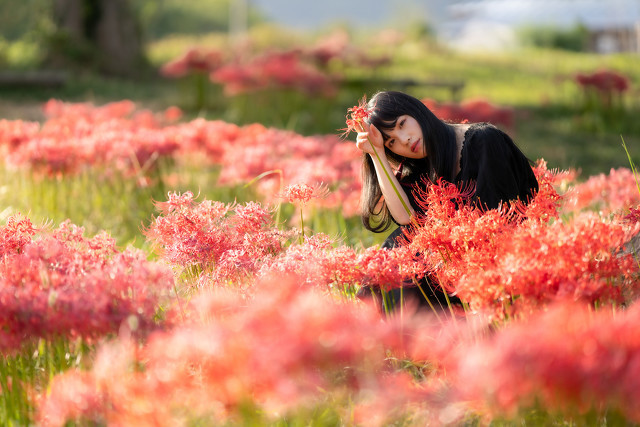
[0,100,181,176]
[562,167,640,215]
[406,164,639,319]
[212,125,361,216]
[0,216,174,353]
[211,50,336,96]
[456,301,640,422]
[422,98,515,130]
[305,29,391,69]
[356,245,429,292]
[144,192,291,286]
[574,69,631,94]
[257,233,363,291]
[25,156,640,425]
[0,101,362,216]
[160,47,225,78]
[37,276,441,426]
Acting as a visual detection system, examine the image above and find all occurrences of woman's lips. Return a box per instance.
[411,139,420,152]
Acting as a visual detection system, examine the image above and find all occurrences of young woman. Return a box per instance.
[354,91,539,310]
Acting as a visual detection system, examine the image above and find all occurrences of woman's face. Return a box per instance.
[382,115,425,159]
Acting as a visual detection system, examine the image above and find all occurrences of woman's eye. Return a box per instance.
[399,119,405,128]
[387,139,395,147]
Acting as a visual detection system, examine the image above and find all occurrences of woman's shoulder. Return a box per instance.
[461,122,515,153]
[463,122,505,141]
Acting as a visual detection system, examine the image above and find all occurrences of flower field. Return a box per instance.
[1,99,640,426]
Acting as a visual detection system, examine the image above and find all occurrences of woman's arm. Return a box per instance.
[356,124,415,225]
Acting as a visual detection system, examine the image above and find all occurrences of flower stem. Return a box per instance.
[621,136,640,196]
[300,208,305,243]
[366,134,413,219]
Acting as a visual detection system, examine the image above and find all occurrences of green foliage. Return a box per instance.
[0,0,51,41]
[0,338,92,425]
[0,37,44,69]
[518,23,590,52]
[0,0,51,69]
[136,0,264,41]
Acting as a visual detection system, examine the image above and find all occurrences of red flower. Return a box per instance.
[160,47,224,78]
[281,183,329,206]
[341,96,371,138]
[456,302,640,422]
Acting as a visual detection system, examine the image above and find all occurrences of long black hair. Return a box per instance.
[361,91,458,232]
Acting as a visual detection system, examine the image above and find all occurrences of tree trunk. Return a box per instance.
[51,0,147,77]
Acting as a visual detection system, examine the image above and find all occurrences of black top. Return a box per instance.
[400,122,539,214]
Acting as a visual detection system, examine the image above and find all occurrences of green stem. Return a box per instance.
[366,134,413,219]
[621,136,640,196]
[300,208,305,243]
[412,278,443,323]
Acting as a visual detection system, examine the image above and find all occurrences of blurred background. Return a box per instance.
[1,0,639,175]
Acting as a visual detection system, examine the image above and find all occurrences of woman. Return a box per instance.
[354,91,539,310]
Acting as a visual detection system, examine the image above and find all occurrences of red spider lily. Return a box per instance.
[624,205,640,224]
[422,98,515,129]
[356,244,430,292]
[562,167,640,215]
[341,96,371,138]
[211,50,336,96]
[404,163,640,319]
[451,211,639,319]
[0,213,37,256]
[145,192,291,284]
[37,275,424,425]
[455,301,640,422]
[280,183,329,205]
[523,159,564,222]
[304,30,351,67]
[1,100,180,177]
[0,101,362,214]
[257,233,364,291]
[160,47,225,78]
[162,106,183,122]
[0,217,174,353]
[574,69,630,94]
[0,119,40,151]
[215,128,361,214]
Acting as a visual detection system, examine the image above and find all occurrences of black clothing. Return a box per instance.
[400,122,539,214]
[366,123,539,313]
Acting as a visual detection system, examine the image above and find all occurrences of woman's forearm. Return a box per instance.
[370,153,415,224]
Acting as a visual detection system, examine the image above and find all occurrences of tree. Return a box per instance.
[50,0,147,76]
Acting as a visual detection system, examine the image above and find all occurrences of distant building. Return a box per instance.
[433,0,640,53]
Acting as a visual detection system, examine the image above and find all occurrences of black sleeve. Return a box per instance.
[457,124,538,210]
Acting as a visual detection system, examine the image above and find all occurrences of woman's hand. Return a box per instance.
[355,122,384,156]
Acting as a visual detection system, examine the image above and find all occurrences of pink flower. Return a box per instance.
[455,301,640,422]
[37,276,416,425]
[145,193,290,284]
[160,47,224,78]
[0,218,175,353]
[562,167,640,215]
[0,214,37,256]
[281,183,329,205]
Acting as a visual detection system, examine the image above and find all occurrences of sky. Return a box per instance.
[249,0,640,31]
[248,0,640,51]
[250,0,431,30]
